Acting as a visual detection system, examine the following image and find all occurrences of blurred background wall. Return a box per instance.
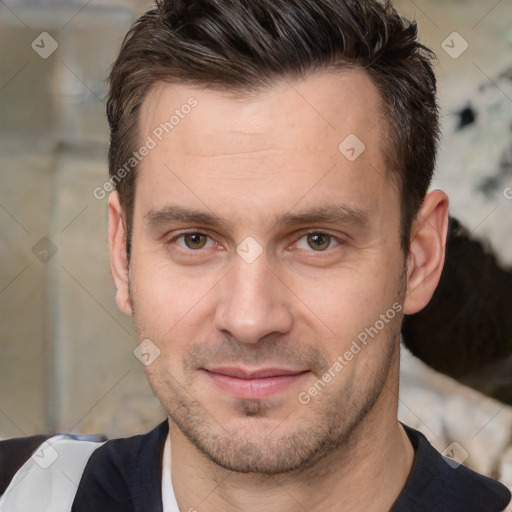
[0,0,160,439]
[0,0,511,465]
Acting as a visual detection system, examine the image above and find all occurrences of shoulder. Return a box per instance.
[0,421,168,512]
[0,434,106,512]
[0,434,54,495]
[71,420,168,512]
[392,424,511,512]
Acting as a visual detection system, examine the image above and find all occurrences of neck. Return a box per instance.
[168,390,414,512]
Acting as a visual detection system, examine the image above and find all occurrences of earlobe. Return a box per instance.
[403,190,449,315]
[108,191,133,316]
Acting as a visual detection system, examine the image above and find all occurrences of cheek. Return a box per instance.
[283,258,403,353]
[131,254,219,324]
[297,259,401,316]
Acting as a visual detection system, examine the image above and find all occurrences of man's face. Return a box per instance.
[123,70,408,474]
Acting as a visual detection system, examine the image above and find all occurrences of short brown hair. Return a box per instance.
[107,0,439,258]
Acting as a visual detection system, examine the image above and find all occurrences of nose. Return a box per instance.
[214,255,293,345]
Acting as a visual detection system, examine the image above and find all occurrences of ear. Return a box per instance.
[108,191,133,316]
[403,190,449,315]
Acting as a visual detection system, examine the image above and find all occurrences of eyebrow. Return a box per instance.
[144,202,370,233]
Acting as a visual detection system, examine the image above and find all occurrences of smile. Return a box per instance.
[203,367,310,400]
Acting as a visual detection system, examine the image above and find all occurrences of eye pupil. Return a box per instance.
[185,233,207,249]
[307,233,330,251]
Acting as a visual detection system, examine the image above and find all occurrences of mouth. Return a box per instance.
[203,367,310,400]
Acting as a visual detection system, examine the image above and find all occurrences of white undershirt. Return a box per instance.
[161,433,181,512]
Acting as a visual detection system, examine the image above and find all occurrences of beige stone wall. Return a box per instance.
[0,1,510,472]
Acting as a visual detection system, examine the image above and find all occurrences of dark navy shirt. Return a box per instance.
[1,421,510,511]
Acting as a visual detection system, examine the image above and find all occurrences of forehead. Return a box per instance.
[134,70,397,232]
[139,69,384,157]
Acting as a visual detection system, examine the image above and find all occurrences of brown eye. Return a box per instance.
[184,233,208,249]
[306,233,331,251]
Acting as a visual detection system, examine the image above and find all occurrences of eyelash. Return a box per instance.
[166,230,343,255]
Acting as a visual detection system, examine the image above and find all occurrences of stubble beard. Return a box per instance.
[129,269,406,476]
[162,332,399,476]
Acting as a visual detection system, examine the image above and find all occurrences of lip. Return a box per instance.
[204,367,309,400]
